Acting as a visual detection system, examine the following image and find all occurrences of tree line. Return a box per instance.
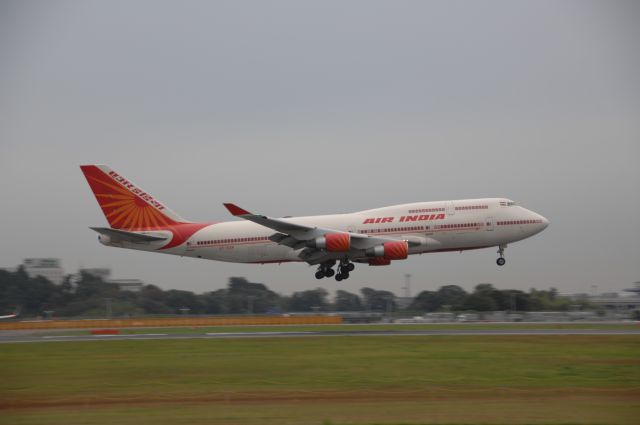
[0,267,581,318]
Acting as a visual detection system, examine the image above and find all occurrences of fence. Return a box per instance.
[0,315,342,330]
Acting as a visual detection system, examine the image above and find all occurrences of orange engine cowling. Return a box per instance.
[307,233,351,252]
[365,241,408,260]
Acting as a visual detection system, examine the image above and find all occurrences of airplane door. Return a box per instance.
[446,202,455,216]
[485,217,494,231]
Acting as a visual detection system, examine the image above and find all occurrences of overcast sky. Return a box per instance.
[1,0,639,296]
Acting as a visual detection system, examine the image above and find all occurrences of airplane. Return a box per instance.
[0,307,20,320]
[80,165,549,281]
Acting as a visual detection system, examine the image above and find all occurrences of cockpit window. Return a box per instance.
[500,200,516,206]
[507,201,516,206]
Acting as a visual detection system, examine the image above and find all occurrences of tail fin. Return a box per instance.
[80,165,189,230]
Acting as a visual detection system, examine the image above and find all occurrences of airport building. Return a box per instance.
[109,279,144,292]
[559,286,640,319]
[588,293,640,312]
[21,258,65,285]
[80,268,145,292]
[0,262,147,293]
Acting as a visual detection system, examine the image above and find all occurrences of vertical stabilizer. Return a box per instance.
[80,165,189,230]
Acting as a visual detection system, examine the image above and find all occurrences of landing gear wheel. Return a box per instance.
[342,271,350,279]
[496,245,507,267]
[346,263,355,272]
[315,260,336,280]
[335,274,343,282]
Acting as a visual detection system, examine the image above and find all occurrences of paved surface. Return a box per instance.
[1,328,639,344]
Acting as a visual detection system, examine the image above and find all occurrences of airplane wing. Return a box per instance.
[90,227,168,243]
[223,203,407,264]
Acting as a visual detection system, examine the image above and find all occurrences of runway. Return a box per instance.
[1,328,639,344]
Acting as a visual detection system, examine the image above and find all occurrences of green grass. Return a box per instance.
[1,335,639,424]
[38,321,639,336]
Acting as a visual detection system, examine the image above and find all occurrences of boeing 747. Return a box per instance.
[81,165,549,280]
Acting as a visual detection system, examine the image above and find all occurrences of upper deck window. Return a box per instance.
[455,205,489,211]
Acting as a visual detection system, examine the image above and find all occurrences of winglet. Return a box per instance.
[223,203,252,216]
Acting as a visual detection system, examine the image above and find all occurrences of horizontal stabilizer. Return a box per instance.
[90,227,168,243]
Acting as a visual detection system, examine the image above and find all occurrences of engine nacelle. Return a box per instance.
[368,258,391,266]
[307,233,351,252]
[365,241,408,260]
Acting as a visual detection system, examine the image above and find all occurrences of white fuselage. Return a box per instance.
[103,198,548,265]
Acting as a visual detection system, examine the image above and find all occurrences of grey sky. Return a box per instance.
[1,0,639,296]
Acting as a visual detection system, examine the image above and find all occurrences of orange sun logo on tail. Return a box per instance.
[80,165,181,230]
[80,165,212,250]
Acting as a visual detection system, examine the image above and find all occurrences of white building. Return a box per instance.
[110,279,144,292]
[22,258,65,285]
[80,268,144,292]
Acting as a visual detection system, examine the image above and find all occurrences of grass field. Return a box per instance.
[37,321,640,336]
[1,335,639,424]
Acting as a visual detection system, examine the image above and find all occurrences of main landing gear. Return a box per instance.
[335,260,355,282]
[314,260,355,281]
[496,245,507,266]
[315,260,336,279]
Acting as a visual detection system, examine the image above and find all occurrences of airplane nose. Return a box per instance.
[539,215,549,229]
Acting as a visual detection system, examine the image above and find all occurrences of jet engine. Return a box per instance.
[306,233,351,252]
[365,240,408,260]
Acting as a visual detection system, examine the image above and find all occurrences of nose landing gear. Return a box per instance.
[496,245,507,266]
